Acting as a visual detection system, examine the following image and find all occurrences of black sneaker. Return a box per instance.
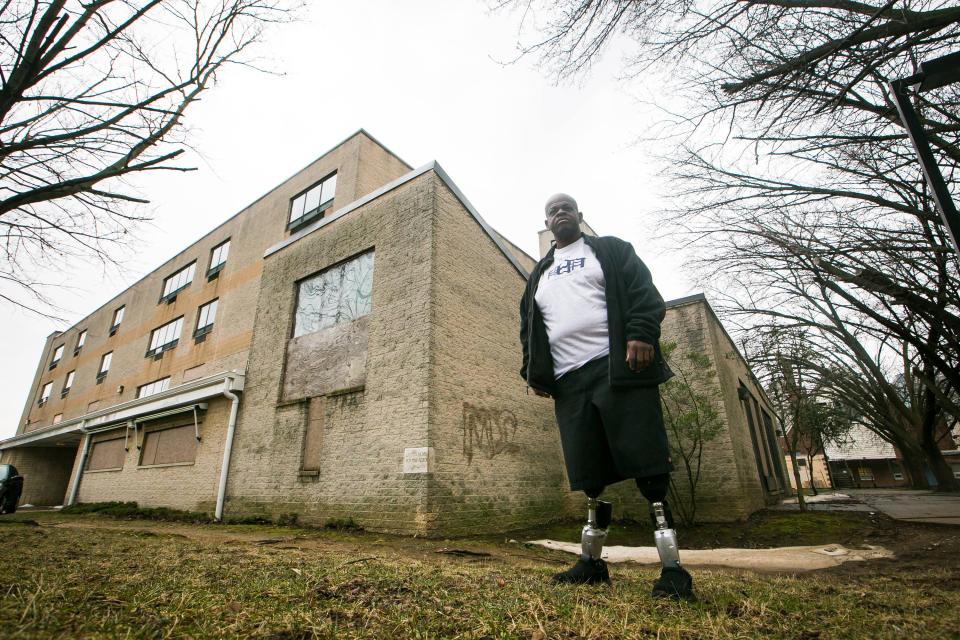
[652,567,695,601]
[552,557,611,585]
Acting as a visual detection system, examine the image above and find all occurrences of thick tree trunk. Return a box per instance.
[922,438,960,491]
[900,448,932,489]
[921,387,960,491]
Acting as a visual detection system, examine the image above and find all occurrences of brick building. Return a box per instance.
[0,131,786,534]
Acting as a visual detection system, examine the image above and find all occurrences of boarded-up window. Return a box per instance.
[302,397,325,472]
[294,251,374,337]
[140,424,197,466]
[87,437,125,471]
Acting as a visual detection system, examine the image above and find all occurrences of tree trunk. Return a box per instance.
[900,448,932,489]
[920,387,960,491]
[807,455,819,496]
[921,438,960,491]
[789,451,807,511]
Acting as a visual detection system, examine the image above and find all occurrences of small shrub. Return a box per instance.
[276,512,299,527]
[324,517,362,531]
[61,501,211,523]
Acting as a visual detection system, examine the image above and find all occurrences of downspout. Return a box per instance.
[215,376,241,522]
[66,420,90,506]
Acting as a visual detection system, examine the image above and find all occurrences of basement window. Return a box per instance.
[293,250,374,337]
[288,172,337,231]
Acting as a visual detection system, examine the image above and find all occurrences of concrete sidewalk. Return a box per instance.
[776,488,960,525]
[846,489,960,525]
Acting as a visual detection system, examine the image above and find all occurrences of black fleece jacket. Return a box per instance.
[519,234,672,395]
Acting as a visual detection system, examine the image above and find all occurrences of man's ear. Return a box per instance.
[544,218,550,228]
[578,211,584,222]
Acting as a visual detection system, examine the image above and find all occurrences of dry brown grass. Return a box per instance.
[0,511,957,639]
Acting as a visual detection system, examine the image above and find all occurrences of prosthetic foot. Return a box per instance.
[553,497,612,585]
[649,501,695,601]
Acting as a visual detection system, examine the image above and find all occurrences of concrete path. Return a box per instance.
[527,540,894,572]
[846,489,960,525]
[772,488,960,525]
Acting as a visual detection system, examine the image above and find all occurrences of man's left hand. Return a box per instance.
[626,340,654,371]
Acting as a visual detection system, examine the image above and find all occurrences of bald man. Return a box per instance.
[519,193,694,600]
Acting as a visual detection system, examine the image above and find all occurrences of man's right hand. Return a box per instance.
[532,388,551,398]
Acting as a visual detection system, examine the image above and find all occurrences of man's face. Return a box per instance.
[544,194,582,244]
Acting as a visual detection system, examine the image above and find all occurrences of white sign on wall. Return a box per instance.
[403,446,434,474]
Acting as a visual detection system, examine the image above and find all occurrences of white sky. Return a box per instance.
[0,1,697,439]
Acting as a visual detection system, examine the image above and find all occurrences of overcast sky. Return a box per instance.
[0,1,698,439]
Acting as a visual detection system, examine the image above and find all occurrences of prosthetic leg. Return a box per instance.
[637,475,695,600]
[553,489,612,585]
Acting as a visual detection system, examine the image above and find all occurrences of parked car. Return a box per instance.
[0,464,23,514]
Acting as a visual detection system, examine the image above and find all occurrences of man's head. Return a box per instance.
[544,193,583,249]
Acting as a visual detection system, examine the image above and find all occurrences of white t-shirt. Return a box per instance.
[534,237,609,378]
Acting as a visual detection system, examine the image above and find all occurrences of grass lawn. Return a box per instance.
[1,509,958,639]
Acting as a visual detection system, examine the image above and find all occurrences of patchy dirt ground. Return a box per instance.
[1,509,958,639]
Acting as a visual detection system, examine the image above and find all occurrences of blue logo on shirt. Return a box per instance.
[547,257,586,279]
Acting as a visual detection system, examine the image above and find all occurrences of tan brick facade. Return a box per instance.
[3,131,783,533]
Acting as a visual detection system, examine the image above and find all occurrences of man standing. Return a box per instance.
[520,193,694,600]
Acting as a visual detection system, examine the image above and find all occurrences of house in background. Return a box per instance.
[825,425,909,489]
[1,130,786,534]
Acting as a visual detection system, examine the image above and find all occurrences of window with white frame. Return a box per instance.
[49,344,64,369]
[109,306,125,335]
[207,240,230,277]
[75,329,86,354]
[294,251,374,338]
[289,173,337,229]
[161,262,196,302]
[137,377,171,399]
[96,352,112,382]
[62,370,75,397]
[147,317,183,357]
[38,382,53,405]
[194,299,218,338]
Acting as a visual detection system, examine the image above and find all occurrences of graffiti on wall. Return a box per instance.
[462,402,519,463]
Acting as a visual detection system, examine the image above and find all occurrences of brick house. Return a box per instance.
[0,131,786,534]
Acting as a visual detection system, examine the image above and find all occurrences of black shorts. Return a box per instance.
[553,356,673,492]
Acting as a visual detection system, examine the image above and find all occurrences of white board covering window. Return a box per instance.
[294,251,374,337]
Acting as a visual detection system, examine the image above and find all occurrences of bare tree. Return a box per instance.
[495,0,960,488]
[750,327,854,508]
[0,0,295,317]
